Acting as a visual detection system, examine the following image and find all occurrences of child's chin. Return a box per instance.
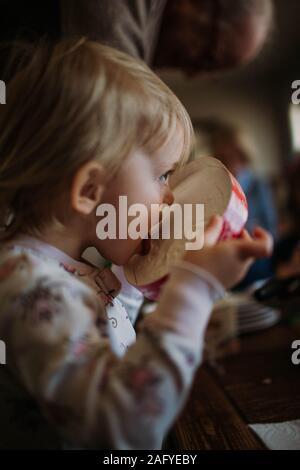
[109,251,134,267]
[105,241,148,265]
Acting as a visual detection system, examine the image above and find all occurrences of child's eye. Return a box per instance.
[159,170,173,185]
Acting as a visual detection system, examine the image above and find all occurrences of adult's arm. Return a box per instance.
[60,0,167,64]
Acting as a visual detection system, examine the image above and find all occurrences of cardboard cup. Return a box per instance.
[124,157,248,301]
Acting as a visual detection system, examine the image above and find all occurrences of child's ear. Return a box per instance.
[71,161,105,215]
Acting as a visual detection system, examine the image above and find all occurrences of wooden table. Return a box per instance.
[166,323,300,450]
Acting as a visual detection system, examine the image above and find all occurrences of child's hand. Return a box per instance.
[184,217,273,289]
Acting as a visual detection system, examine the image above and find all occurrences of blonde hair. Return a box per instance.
[0,38,193,240]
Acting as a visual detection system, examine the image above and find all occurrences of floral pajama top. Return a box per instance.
[0,236,224,449]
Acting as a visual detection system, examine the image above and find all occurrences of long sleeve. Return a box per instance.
[0,249,224,450]
[60,0,167,64]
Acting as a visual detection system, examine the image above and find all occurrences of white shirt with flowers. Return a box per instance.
[0,236,224,449]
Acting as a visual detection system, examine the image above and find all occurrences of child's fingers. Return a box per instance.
[252,227,274,254]
[204,215,223,246]
[238,228,273,260]
[239,229,251,241]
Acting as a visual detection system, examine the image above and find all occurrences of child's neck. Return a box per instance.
[22,225,88,261]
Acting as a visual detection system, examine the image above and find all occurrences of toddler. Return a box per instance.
[0,39,272,449]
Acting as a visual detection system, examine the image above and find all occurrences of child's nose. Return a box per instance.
[163,187,175,205]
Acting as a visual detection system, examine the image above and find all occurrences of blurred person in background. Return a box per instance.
[197,120,278,237]
[0,0,274,76]
[271,157,300,280]
[152,0,274,74]
[196,119,278,287]
[285,157,300,237]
